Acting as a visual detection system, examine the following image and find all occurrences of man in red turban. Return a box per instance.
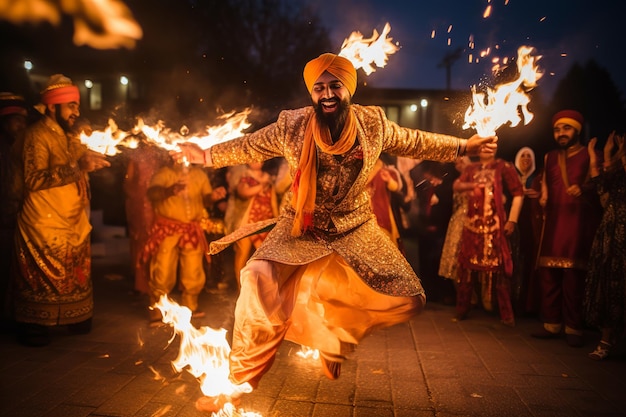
[13,74,110,346]
[532,109,602,347]
[176,53,497,412]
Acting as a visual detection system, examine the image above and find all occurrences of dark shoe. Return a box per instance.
[16,323,51,347]
[320,356,341,380]
[501,318,516,327]
[566,333,584,347]
[68,318,92,335]
[531,328,560,339]
[452,312,467,322]
[588,342,611,360]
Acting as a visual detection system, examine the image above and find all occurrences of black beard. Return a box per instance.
[55,105,73,133]
[556,135,578,150]
[314,98,350,141]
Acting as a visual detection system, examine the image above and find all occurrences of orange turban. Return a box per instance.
[303,53,357,95]
[40,74,80,105]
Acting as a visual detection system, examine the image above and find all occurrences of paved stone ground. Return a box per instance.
[1,228,625,417]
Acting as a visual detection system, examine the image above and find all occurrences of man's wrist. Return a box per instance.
[203,149,213,167]
[458,139,467,156]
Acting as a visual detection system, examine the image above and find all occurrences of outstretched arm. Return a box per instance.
[172,142,210,166]
[463,134,498,156]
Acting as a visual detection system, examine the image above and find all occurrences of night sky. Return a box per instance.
[2,0,624,109]
[306,0,626,100]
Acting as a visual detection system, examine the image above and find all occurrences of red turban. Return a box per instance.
[303,53,357,95]
[0,92,28,117]
[41,85,80,105]
[552,109,583,133]
[40,74,80,105]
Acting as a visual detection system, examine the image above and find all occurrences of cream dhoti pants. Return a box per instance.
[229,253,424,388]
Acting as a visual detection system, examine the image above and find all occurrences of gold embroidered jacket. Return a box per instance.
[209,105,464,296]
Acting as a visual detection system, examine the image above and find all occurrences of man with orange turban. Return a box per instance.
[13,74,110,346]
[176,53,497,412]
[531,109,602,347]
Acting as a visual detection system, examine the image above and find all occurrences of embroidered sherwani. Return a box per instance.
[14,116,93,326]
[208,105,464,387]
[537,147,601,332]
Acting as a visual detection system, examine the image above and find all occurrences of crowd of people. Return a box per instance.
[0,54,624,411]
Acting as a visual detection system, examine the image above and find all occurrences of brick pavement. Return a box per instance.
[1,229,625,417]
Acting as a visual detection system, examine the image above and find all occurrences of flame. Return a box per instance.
[463,45,542,136]
[0,0,142,49]
[338,23,399,75]
[483,5,492,18]
[79,118,132,156]
[139,109,252,152]
[79,108,252,156]
[296,345,319,360]
[153,296,261,416]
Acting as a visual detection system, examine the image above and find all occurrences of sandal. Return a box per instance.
[588,341,611,361]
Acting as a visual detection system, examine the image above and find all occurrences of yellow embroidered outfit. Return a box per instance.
[14,116,93,325]
[208,104,464,387]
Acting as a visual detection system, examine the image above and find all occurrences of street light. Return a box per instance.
[24,60,33,71]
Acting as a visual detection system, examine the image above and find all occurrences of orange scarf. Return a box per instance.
[291,109,358,236]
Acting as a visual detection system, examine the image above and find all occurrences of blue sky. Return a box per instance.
[305,0,626,100]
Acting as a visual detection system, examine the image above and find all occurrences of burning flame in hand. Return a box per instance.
[153,296,260,416]
[339,23,399,75]
[79,108,252,156]
[139,109,252,151]
[463,46,542,136]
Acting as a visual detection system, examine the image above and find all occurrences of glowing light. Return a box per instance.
[296,346,320,360]
[410,104,418,112]
[85,79,93,89]
[463,45,543,137]
[338,23,399,75]
[420,99,429,108]
[0,0,142,49]
[483,5,492,18]
[120,75,129,85]
[431,29,436,39]
[24,60,33,70]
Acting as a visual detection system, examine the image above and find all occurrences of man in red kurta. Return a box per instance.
[532,110,601,347]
